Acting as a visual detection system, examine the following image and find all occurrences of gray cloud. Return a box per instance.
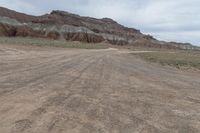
[0,0,199,46]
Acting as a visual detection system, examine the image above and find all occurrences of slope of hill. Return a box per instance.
[0,7,36,22]
[0,6,197,49]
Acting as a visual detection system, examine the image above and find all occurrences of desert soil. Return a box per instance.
[0,44,200,133]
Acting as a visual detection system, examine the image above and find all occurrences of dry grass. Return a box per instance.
[133,51,200,70]
[0,37,110,49]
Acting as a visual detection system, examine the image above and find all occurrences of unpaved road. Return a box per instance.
[0,44,200,133]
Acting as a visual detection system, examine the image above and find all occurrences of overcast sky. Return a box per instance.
[0,0,200,46]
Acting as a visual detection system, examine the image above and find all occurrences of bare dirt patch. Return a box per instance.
[0,44,200,133]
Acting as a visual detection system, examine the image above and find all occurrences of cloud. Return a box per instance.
[0,0,199,46]
[0,0,41,15]
[150,31,200,45]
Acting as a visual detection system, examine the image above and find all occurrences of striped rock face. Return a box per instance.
[0,6,196,49]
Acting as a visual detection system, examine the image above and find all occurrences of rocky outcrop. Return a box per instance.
[0,23,104,43]
[0,23,16,36]
[15,26,41,37]
[0,6,36,22]
[0,7,135,44]
[0,23,44,38]
[64,32,104,43]
[0,6,197,49]
[132,39,180,49]
[167,42,197,50]
[108,40,128,45]
[46,31,60,40]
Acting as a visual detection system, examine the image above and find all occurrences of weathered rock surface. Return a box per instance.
[64,32,104,43]
[0,7,36,22]
[0,6,196,49]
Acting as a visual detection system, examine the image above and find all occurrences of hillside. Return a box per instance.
[0,6,196,49]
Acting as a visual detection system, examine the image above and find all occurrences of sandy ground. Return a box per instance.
[0,44,200,133]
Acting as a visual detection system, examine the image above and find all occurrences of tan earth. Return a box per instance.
[0,44,200,133]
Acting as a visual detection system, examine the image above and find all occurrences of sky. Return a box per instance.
[0,0,200,46]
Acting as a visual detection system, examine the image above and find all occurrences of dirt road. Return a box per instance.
[0,44,200,133]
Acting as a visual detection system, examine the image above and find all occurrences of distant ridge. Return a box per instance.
[0,6,198,49]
